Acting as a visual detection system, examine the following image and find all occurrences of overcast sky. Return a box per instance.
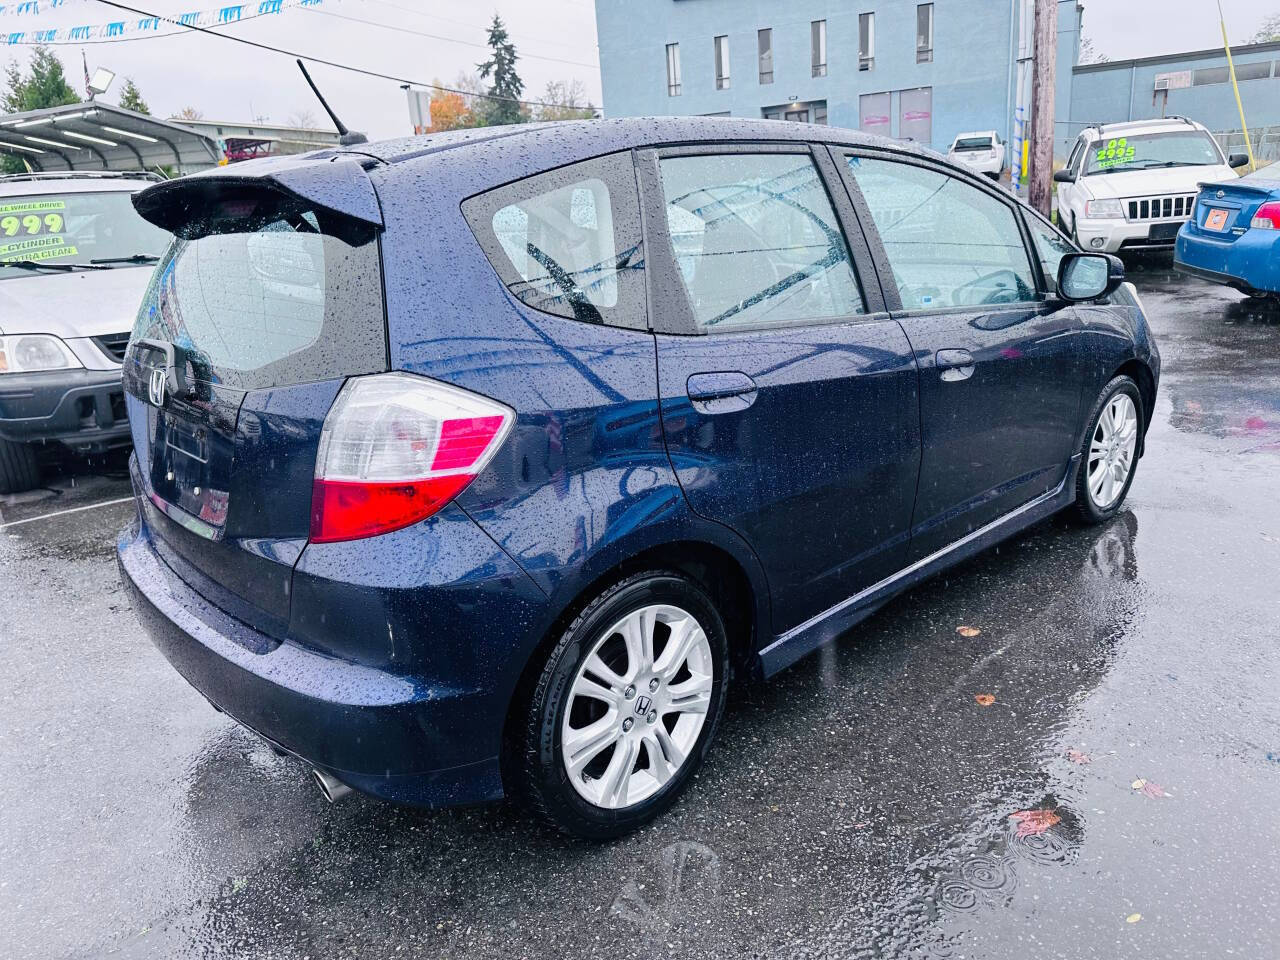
[1,0,1274,141]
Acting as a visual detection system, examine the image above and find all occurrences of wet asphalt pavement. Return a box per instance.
[3,267,1279,959]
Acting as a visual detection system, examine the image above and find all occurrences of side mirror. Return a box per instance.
[1057,253,1124,302]
[1228,153,1250,169]
[1053,169,1075,183]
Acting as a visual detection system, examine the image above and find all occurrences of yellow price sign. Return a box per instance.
[0,212,64,237]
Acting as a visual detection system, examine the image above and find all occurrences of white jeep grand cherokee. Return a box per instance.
[1055,117,1248,254]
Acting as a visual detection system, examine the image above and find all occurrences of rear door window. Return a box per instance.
[461,151,646,329]
[844,155,1036,310]
[656,151,866,331]
[131,200,386,390]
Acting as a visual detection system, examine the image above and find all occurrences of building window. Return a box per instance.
[859,92,891,135]
[859,13,875,71]
[1232,61,1272,82]
[758,28,773,84]
[899,86,933,145]
[714,35,731,90]
[1192,66,1228,85]
[666,42,682,97]
[811,20,827,77]
[916,4,933,63]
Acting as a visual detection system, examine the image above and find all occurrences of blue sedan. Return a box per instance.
[1176,159,1280,297]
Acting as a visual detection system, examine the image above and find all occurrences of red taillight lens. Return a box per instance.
[309,373,513,544]
[1251,201,1280,231]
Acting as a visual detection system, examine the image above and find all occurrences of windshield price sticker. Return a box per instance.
[1094,138,1137,170]
[1,211,66,238]
[0,234,78,262]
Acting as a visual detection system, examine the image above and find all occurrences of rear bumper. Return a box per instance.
[1174,229,1280,294]
[0,367,130,451]
[116,515,510,807]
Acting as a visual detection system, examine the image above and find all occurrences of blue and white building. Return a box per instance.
[594,0,1082,164]
[594,0,1280,168]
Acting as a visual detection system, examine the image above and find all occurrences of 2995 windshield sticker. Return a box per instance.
[0,200,74,263]
[1094,138,1137,170]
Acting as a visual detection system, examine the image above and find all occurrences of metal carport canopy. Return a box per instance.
[0,103,221,174]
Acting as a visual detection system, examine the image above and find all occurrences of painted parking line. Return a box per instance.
[0,496,134,531]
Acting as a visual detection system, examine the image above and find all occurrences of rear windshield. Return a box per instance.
[0,189,170,280]
[1084,131,1222,175]
[131,199,386,391]
[954,137,993,151]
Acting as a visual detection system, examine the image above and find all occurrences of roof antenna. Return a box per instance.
[296,59,367,146]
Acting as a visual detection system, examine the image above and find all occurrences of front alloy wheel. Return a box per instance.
[1073,375,1143,524]
[517,571,729,839]
[1087,391,1139,509]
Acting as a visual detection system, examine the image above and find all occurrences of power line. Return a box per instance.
[308,6,599,70]
[87,0,578,109]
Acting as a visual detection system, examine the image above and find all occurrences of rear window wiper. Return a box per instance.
[89,254,161,265]
[2,259,110,273]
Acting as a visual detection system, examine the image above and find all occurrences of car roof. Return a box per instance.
[341,116,918,166]
[0,174,151,197]
[953,131,997,139]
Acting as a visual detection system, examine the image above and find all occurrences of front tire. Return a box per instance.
[0,438,40,494]
[1073,375,1143,524]
[517,571,729,840]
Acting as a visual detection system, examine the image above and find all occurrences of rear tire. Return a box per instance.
[0,438,40,494]
[516,570,729,840]
[1072,376,1143,525]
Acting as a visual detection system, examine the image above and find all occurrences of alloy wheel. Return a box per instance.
[1087,392,1138,509]
[562,604,713,810]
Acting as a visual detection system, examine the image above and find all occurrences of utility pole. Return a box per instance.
[1027,0,1057,218]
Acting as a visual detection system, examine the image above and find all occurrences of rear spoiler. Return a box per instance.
[132,152,383,234]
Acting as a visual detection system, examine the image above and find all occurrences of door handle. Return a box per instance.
[936,349,975,382]
[687,371,758,414]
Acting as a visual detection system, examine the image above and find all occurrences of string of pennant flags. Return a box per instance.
[4,0,322,42]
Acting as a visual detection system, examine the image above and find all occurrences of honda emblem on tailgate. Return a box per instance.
[148,367,167,408]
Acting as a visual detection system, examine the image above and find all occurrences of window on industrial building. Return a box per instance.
[859,92,891,136]
[715,35,731,90]
[899,86,933,144]
[917,4,934,63]
[666,43,682,97]
[812,20,827,77]
[844,156,1036,310]
[1232,61,1273,81]
[658,153,866,330]
[1192,66,1229,86]
[759,28,773,84]
[859,13,875,71]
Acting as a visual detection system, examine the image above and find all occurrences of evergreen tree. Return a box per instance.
[1,47,81,171]
[118,78,149,115]
[476,14,524,126]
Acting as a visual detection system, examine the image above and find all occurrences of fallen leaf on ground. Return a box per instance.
[1067,749,1092,764]
[956,625,982,637]
[1010,808,1061,837]
[974,693,996,706]
[1126,913,1142,924]
[1132,778,1167,798]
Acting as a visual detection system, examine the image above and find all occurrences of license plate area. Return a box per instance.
[1148,222,1181,242]
[1204,208,1230,232]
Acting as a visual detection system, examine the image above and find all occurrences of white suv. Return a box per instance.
[1055,118,1247,254]
[0,171,169,493]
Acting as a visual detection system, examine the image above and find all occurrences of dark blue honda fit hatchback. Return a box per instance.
[118,118,1159,839]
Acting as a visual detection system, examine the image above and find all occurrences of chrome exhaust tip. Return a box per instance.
[311,767,354,804]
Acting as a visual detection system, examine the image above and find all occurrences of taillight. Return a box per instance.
[310,372,513,544]
[1250,201,1280,230]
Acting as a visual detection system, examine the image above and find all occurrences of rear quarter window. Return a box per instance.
[461,151,647,329]
[131,201,386,391]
